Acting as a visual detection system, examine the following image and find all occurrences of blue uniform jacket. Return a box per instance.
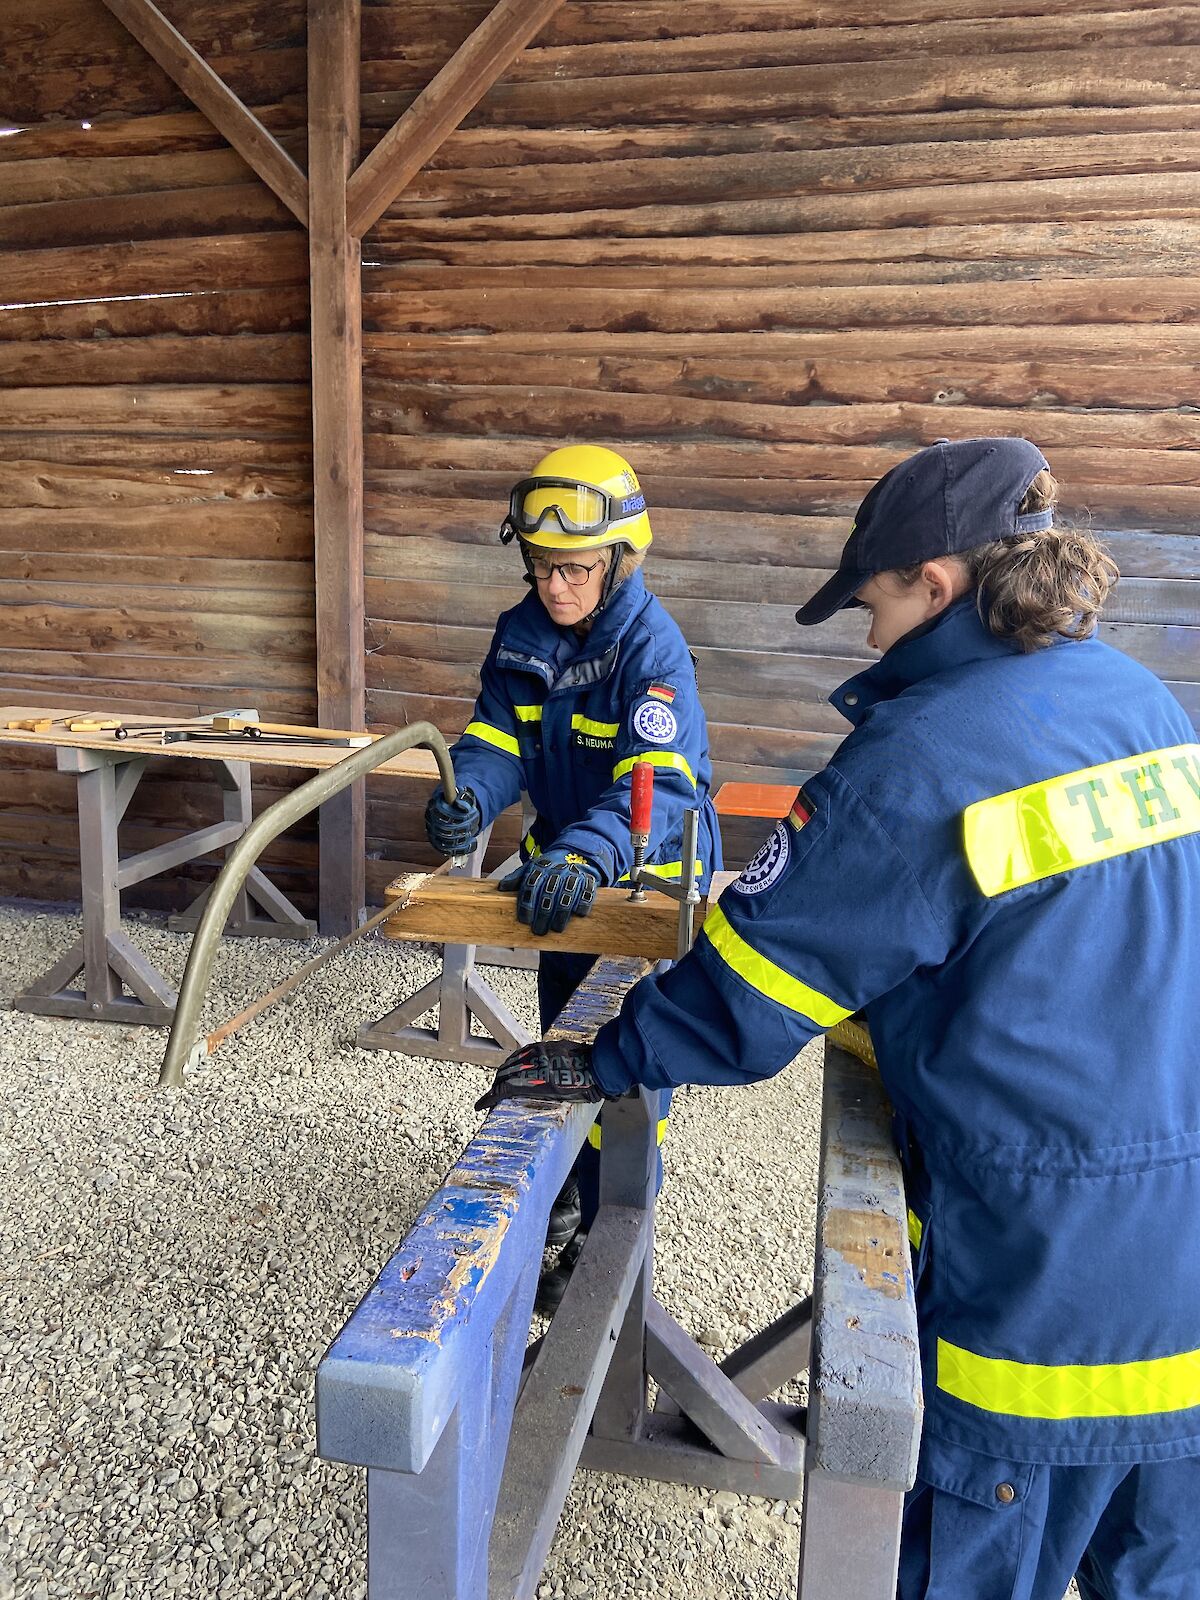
[449,568,721,890]
[593,598,1200,1467]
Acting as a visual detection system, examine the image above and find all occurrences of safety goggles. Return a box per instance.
[499,477,647,542]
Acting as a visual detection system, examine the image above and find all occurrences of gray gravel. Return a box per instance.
[0,901,822,1599]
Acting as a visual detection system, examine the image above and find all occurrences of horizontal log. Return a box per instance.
[0,503,312,559]
[0,106,284,162]
[0,645,313,693]
[365,435,1200,492]
[0,384,310,435]
[364,465,1200,530]
[0,551,311,590]
[364,277,1200,335]
[0,577,313,620]
[0,459,311,509]
[0,605,313,658]
[0,145,256,207]
[0,230,307,304]
[373,168,1200,243]
[0,287,310,342]
[381,128,1200,220]
[363,381,1200,450]
[363,352,1200,417]
[0,435,311,470]
[0,334,310,386]
[363,325,1200,363]
[0,183,298,253]
[367,214,1200,269]
[359,7,1200,84]
[458,47,1200,129]
[0,670,315,723]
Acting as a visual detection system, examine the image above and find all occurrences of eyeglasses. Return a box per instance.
[524,554,607,587]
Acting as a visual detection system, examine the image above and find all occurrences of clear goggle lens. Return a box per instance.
[516,480,609,534]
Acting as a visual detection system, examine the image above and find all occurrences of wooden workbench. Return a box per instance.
[0,706,440,1027]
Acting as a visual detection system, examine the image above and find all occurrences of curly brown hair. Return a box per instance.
[894,470,1118,652]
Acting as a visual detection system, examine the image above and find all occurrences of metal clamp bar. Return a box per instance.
[158,721,457,1088]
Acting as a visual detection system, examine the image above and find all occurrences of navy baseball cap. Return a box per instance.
[796,436,1053,626]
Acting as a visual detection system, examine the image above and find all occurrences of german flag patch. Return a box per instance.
[788,787,814,831]
[647,682,676,703]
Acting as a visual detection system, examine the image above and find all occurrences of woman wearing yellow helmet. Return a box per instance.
[423,443,723,1311]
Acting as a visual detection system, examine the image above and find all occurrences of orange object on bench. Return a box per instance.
[713,781,800,819]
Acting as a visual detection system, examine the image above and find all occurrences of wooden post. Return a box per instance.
[308,0,366,934]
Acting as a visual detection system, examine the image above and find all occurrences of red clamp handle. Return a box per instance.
[630,759,654,840]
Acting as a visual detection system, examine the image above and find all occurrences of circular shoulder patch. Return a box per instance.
[731,821,790,896]
[633,700,678,745]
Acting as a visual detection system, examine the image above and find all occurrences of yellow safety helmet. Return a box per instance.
[499,444,653,555]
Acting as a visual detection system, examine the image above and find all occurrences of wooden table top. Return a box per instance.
[0,707,442,779]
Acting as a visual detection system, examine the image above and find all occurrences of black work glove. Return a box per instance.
[475,1039,607,1113]
[498,849,602,936]
[424,785,482,856]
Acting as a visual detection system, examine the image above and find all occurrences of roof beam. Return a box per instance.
[98,0,310,227]
[344,0,565,238]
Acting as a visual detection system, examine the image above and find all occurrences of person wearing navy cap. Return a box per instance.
[479,437,1200,1599]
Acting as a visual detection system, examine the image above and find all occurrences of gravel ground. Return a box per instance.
[0,901,825,1600]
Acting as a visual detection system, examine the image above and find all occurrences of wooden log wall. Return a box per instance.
[2,1,1200,916]
[0,1,317,912]
[359,0,1200,878]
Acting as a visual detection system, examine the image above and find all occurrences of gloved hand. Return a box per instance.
[499,849,602,937]
[475,1039,606,1113]
[424,785,482,856]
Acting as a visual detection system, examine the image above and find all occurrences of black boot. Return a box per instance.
[545,1178,581,1249]
[535,1228,587,1318]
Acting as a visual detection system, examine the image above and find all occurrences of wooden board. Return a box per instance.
[379,870,742,959]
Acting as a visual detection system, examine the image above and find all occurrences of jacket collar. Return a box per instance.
[496,568,649,689]
[831,598,1017,726]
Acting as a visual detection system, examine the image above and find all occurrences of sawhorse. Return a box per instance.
[13,745,313,1026]
[355,822,535,1068]
[318,956,921,1597]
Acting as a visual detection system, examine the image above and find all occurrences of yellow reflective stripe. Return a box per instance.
[523,832,540,858]
[963,742,1200,897]
[702,905,851,1029]
[589,1117,669,1150]
[907,1209,924,1250]
[937,1338,1200,1421]
[613,751,697,789]
[615,858,703,884]
[464,720,520,757]
[512,704,543,723]
[572,714,619,739]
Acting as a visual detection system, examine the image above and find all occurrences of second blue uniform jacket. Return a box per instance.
[449,568,721,890]
[592,598,1200,1468]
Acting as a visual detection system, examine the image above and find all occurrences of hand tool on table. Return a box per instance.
[624,759,703,958]
[210,716,373,747]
